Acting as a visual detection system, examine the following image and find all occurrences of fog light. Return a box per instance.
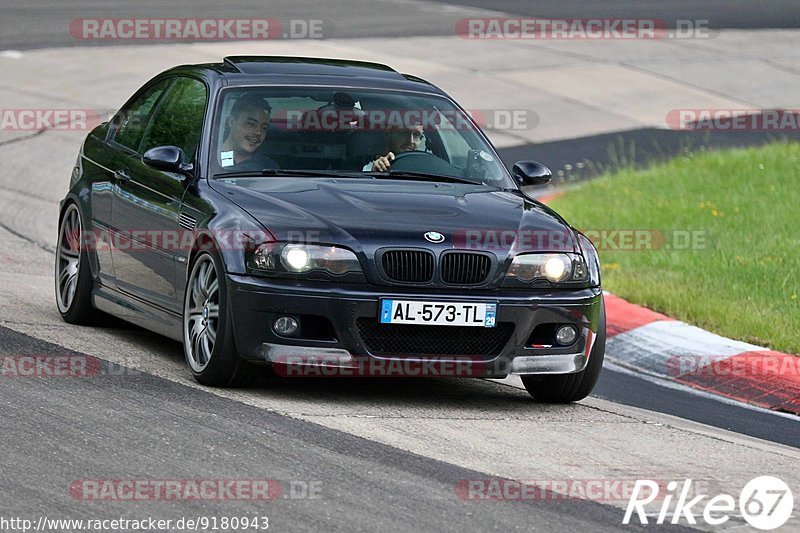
[273,316,299,336]
[555,325,578,346]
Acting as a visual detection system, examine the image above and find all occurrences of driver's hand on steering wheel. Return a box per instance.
[372,152,395,172]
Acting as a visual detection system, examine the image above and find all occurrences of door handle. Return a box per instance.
[114,169,131,182]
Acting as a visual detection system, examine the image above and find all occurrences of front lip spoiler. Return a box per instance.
[260,344,359,367]
[258,343,588,375]
[507,353,587,374]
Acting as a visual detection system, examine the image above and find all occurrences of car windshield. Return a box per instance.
[209,87,514,187]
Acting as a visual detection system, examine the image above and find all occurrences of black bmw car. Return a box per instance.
[56,56,605,402]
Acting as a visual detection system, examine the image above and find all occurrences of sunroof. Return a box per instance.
[222,56,404,79]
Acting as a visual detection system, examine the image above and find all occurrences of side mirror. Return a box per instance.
[512,160,552,187]
[142,146,193,176]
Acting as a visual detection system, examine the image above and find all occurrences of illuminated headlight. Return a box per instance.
[543,256,567,281]
[252,243,361,275]
[507,253,588,283]
[282,245,311,271]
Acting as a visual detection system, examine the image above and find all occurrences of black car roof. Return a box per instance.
[172,56,444,95]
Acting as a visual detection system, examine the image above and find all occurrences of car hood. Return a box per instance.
[209,177,578,254]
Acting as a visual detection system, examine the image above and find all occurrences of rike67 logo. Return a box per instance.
[624,476,794,530]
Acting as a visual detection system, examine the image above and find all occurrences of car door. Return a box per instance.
[110,76,208,313]
[91,77,172,286]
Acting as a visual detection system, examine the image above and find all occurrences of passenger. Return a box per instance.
[219,94,278,170]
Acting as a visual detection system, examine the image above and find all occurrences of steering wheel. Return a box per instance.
[388,151,456,174]
[390,151,434,163]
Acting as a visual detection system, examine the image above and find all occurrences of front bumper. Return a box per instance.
[227,274,603,378]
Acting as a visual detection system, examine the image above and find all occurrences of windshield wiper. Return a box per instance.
[366,170,487,186]
[214,169,371,179]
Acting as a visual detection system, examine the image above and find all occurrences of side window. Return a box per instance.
[140,77,208,162]
[113,78,172,152]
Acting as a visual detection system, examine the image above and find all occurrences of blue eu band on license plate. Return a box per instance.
[380,300,497,327]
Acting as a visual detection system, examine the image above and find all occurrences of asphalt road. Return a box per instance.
[2,325,652,533]
[0,3,798,532]
[1,0,798,50]
[592,364,800,449]
[1,217,797,530]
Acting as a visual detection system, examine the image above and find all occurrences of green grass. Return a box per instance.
[549,141,800,355]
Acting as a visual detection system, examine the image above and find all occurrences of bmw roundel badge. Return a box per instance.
[424,231,445,243]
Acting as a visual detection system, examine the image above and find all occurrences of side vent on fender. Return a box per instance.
[178,213,197,231]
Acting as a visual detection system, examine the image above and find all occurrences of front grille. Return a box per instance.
[356,319,514,357]
[441,252,492,285]
[381,250,434,283]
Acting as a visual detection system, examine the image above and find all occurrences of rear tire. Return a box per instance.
[521,297,606,403]
[183,247,252,387]
[55,203,100,325]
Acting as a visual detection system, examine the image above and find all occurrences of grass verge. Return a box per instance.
[549,141,799,354]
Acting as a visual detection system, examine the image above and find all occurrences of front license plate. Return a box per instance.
[379,300,497,327]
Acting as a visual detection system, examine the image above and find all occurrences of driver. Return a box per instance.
[218,93,279,171]
[363,124,425,171]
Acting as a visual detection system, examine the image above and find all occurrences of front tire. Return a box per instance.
[521,297,606,403]
[55,203,100,325]
[183,248,250,387]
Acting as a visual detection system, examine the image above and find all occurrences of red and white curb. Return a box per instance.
[535,190,798,414]
[604,292,800,415]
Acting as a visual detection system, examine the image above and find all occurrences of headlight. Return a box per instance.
[282,245,311,271]
[251,243,362,275]
[507,253,588,283]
